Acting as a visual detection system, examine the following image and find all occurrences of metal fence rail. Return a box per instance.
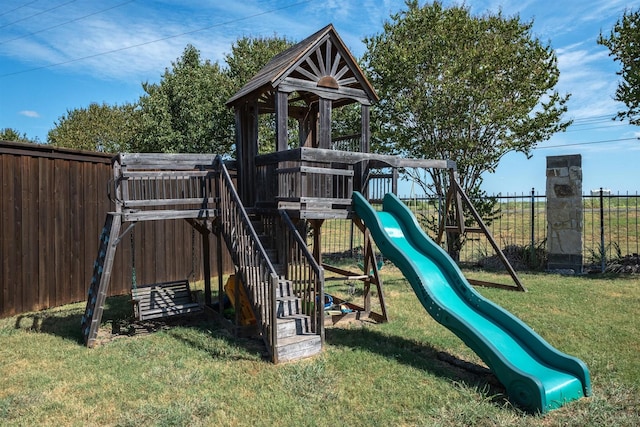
[320,190,640,271]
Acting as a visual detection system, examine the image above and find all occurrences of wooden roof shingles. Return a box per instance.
[226,24,378,107]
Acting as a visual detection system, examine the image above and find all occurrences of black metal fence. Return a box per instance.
[320,189,640,272]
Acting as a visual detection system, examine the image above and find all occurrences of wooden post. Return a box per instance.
[201,225,212,306]
[363,230,372,314]
[310,219,324,265]
[318,98,332,149]
[216,220,224,313]
[275,90,289,152]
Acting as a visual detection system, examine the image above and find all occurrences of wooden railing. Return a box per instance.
[253,148,455,215]
[254,148,356,213]
[331,134,361,152]
[277,210,325,340]
[110,153,218,221]
[215,156,280,361]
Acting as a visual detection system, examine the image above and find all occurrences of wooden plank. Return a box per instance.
[122,209,218,222]
[82,160,99,301]
[445,226,483,233]
[69,160,83,302]
[21,155,37,313]
[276,90,289,152]
[138,304,201,320]
[13,156,24,315]
[154,215,167,282]
[0,141,112,164]
[322,263,368,280]
[318,97,332,149]
[300,147,455,169]
[0,154,5,316]
[121,170,213,178]
[131,280,201,320]
[54,159,71,307]
[1,155,19,316]
[277,166,354,176]
[117,153,218,170]
[122,197,216,208]
[37,157,54,310]
[277,197,352,206]
[279,77,371,105]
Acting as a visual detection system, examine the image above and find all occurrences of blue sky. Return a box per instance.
[1,0,639,195]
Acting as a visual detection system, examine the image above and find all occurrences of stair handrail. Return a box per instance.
[278,210,325,340]
[214,156,279,361]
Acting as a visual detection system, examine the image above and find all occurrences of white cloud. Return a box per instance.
[19,110,40,118]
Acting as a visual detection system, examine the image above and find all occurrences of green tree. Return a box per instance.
[136,44,234,153]
[47,103,139,152]
[363,1,570,258]
[598,9,640,125]
[225,35,294,91]
[225,35,295,153]
[0,128,37,143]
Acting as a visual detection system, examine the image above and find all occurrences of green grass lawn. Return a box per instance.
[1,269,639,426]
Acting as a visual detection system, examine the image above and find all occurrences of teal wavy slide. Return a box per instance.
[352,191,591,414]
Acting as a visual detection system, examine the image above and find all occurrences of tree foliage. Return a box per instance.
[363,0,570,258]
[1,128,37,143]
[136,44,234,153]
[226,35,295,153]
[363,1,570,196]
[598,9,640,125]
[225,35,294,92]
[47,103,140,152]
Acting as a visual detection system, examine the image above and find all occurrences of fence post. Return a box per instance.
[600,187,606,273]
[530,188,535,265]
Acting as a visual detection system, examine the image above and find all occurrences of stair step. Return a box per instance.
[277,314,312,337]
[276,295,301,317]
[275,280,293,298]
[275,334,322,362]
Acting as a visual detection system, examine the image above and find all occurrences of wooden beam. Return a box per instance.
[318,98,332,149]
[453,179,527,292]
[117,153,217,170]
[276,90,289,152]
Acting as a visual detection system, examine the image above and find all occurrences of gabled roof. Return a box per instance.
[226,24,378,107]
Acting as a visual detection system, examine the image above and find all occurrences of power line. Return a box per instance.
[566,124,627,133]
[0,0,136,45]
[570,114,615,124]
[0,0,313,78]
[0,0,40,18]
[534,137,638,150]
[0,0,77,30]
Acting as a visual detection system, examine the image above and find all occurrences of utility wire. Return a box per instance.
[0,0,313,78]
[534,137,638,150]
[0,0,135,45]
[0,0,40,18]
[0,0,77,30]
[566,124,627,133]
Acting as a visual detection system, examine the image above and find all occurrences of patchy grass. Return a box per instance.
[1,269,639,426]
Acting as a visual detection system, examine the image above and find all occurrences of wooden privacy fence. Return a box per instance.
[0,141,232,318]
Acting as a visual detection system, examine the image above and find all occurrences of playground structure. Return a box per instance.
[81,24,589,411]
[353,192,591,414]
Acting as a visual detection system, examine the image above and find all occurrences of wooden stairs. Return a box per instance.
[252,218,322,363]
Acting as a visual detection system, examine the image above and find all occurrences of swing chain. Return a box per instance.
[188,224,196,280]
[130,225,137,293]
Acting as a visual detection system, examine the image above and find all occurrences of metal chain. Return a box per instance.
[130,225,137,292]
[189,224,196,280]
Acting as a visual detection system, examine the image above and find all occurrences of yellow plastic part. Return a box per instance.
[224,275,257,325]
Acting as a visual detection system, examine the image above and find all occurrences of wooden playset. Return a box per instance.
[81,24,522,363]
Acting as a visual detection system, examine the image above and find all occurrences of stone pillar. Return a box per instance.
[546,155,583,273]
